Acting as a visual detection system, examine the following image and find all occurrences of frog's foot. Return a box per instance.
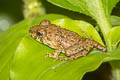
[46,53,66,60]
[47,53,55,58]
[56,56,68,60]
[46,52,59,60]
[46,49,62,60]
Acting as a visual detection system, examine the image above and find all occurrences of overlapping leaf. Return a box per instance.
[111,16,120,26]
[48,0,119,20]
[108,26,120,49]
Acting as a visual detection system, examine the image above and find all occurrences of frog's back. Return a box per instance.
[58,28,82,49]
[46,24,82,49]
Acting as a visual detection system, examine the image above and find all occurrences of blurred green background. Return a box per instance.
[0,0,23,33]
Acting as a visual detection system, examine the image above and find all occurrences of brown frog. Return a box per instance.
[29,20,106,60]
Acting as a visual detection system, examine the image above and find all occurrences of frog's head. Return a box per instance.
[29,20,51,43]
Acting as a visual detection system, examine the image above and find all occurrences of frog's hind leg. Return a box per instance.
[66,49,90,60]
[47,51,68,60]
[93,40,107,51]
[56,49,89,60]
[63,44,93,60]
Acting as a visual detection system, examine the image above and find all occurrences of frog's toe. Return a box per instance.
[46,52,50,57]
[46,53,57,58]
[56,56,67,61]
[46,53,52,57]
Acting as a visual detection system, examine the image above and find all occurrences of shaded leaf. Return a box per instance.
[111,16,120,26]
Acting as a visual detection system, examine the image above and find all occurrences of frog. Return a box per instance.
[29,20,107,60]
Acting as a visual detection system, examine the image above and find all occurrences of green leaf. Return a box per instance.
[108,26,120,49]
[48,0,119,16]
[0,14,67,80]
[48,0,119,21]
[0,19,30,80]
[10,37,120,80]
[1,14,120,80]
[10,37,108,80]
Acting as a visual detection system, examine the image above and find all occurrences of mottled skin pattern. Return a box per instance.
[29,20,107,60]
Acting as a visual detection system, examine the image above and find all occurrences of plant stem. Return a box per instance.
[110,61,120,80]
[112,68,120,80]
[96,14,112,51]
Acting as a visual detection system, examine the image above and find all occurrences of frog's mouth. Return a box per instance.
[35,36,42,43]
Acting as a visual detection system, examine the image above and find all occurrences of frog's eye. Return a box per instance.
[37,32,43,38]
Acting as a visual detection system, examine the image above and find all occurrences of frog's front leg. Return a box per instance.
[47,48,62,60]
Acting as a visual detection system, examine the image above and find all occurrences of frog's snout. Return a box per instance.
[29,28,33,36]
